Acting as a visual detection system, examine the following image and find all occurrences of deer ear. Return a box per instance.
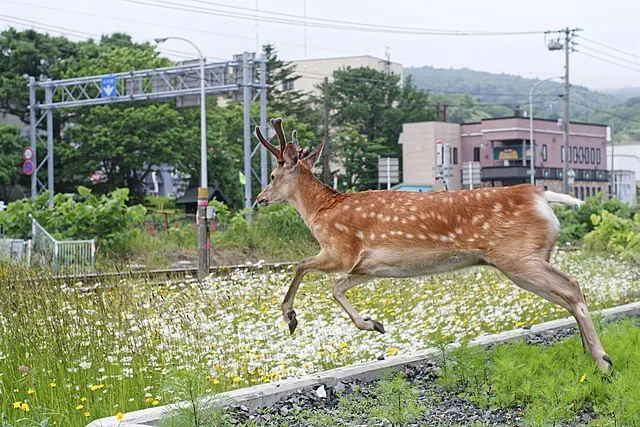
[283,144,298,167]
[301,140,325,169]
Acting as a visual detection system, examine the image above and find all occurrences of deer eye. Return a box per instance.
[270,173,276,182]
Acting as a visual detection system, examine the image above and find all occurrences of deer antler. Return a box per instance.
[255,117,289,165]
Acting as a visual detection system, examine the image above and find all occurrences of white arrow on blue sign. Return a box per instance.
[100,75,116,98]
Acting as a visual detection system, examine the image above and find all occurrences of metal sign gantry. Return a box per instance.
[28,51,269,209]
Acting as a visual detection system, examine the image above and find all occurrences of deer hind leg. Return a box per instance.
[501,260,612,372]
[332,274,384,334]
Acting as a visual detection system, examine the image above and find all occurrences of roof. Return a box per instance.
[464,116,608,127]
[175,183,231,205]
[391,183,433,192]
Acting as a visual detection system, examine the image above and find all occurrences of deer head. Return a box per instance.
[255,118,324,206]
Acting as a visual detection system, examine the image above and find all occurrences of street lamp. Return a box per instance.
[155,36,209,280]
[529,76,562,185]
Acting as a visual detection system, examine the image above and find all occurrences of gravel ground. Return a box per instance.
[221,320,634,426]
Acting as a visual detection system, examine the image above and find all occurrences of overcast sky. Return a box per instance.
[1,0,638,90]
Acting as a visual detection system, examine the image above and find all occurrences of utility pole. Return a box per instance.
[323,77,330,184]
[562,28,571,194]
[547,27,581,194]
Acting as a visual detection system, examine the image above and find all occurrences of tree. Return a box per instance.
[60,104,194,203]
[262,44,309,118]
[0,28,76,123]
[0,125,29,200]
[332,124,386,191]
[327,67,435,189]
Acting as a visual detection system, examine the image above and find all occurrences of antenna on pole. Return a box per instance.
[303,0,308,58]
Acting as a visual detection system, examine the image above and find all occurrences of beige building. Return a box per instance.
[398,122,463,191]
[289,55,403,96]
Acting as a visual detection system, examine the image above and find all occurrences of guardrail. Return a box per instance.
[30,216,95,274]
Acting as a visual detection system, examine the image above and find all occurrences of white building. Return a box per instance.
[607,141,640,184]
[289,55,403,96]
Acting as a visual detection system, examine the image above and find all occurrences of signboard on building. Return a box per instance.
[378,157,400,189]
[462,162,481,188]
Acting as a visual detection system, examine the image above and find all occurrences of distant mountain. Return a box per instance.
[576,97,640,141]
[406,66,619,119]
[600,87,640,102]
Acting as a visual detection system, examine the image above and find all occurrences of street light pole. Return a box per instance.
[529,76,562,186]
[155,37,209,280]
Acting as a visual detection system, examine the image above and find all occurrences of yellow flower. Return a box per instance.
[90,384,105,391]
[12,401,21,409]
[387,347,400,356]
[232,377,242,383]
[115,412,125,421]
[20,402,30,412]
[212,379,220,385]
[27,389,35,396]
[580,374,587,383]
[80,397,87,402]
[145,397,153,404]
[152,400,159,406]
[49,382,57,388]
[76,404,84,410]
[84,411,91,418]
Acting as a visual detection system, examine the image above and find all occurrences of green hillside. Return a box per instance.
[406,66,619,119]
[575,97,640,141]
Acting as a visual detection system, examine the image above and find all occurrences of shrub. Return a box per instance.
[584,211,640,262]
[0,187,146,254]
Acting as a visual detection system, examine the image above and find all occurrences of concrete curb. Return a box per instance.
[87,300,640,427]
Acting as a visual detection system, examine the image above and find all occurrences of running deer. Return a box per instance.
[255,118,612,372]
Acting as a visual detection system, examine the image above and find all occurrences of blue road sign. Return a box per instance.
[101,75,116,98]
[23,160,34,175]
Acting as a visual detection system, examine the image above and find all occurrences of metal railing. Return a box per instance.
[31,216,95,274]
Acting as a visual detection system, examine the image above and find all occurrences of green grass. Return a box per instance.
[0,250,638,425]
[440,318,640,426]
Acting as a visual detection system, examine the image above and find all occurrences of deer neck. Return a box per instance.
[289,168,336,226]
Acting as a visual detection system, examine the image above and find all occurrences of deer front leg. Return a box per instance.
[332,274,384,334]
[282,251,336,334]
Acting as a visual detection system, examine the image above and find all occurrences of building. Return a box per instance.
[399,115,610,200]
[610,170,637,205]
[290,55,403,96]
[607,140,640,184]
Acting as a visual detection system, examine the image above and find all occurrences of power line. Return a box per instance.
[120,0,547,36]
[0,13,222,60]
[577,51,640,74]
[572,101,640,126]
[577,43,640,68]
[179,0,546,36]
[0,0,360,57]
[579,36,640,61]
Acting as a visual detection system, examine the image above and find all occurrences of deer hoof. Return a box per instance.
[603,354,613,370]
[285,310,298,335]
[364,317,385,334]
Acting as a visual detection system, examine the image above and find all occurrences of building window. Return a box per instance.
[561,146,565,162]
[591,148,595,163]
[544,185,548,191]
[453,147,458,165]
[580,186,584,200]
[574,147,578,163]
[593,186,596,195]
[542,144,548,162]
[580,147,585,163]
[586,187,590,198]
[596,148,601,164]
[473,147,480,162]
[568,146,571,163]
[575,187,579,198]
[283,79,294,91]
[585,148,590,164]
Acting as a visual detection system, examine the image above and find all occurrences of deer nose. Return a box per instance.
[257,193,268,206]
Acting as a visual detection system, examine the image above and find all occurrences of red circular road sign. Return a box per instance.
[23,147,34,161]
[23,160,34,175]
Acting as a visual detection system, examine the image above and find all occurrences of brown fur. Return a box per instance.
[255,120,612,372]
